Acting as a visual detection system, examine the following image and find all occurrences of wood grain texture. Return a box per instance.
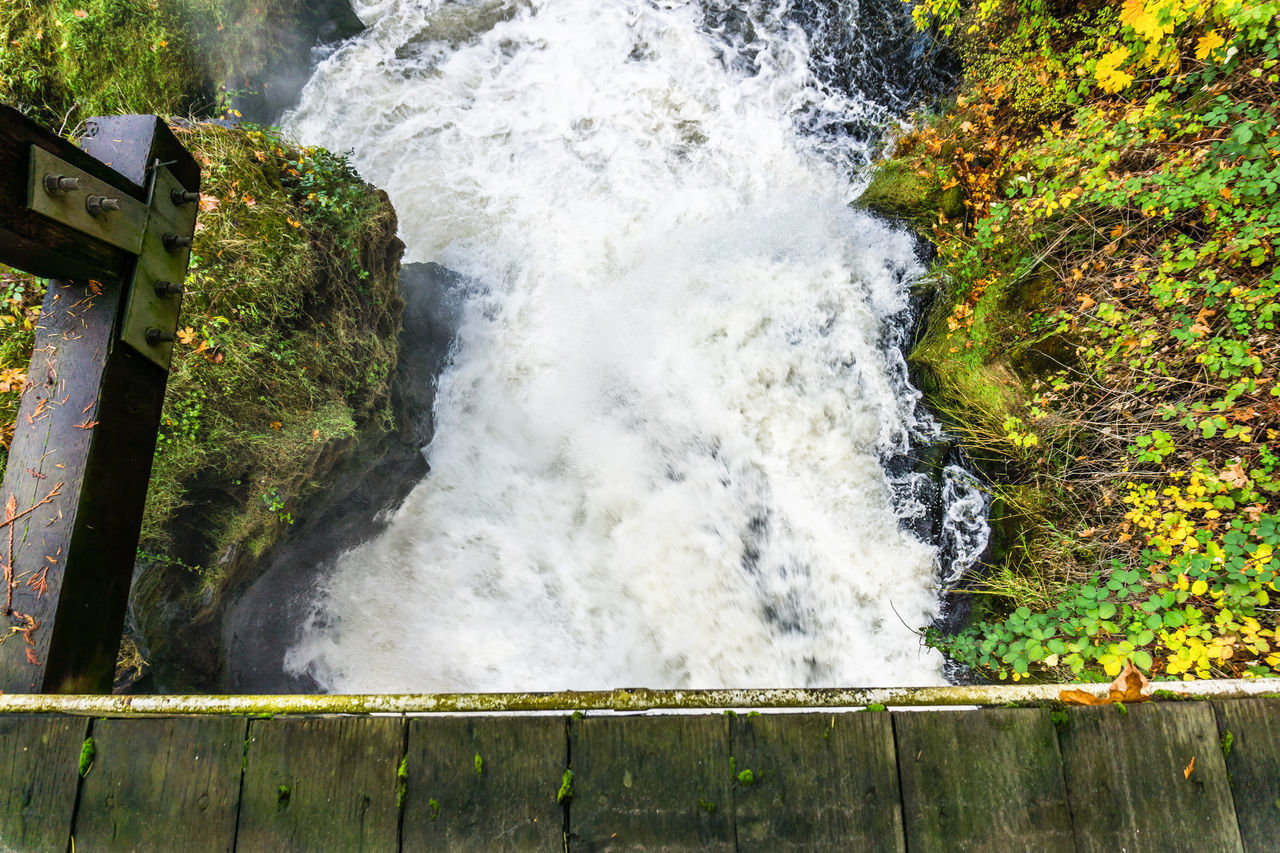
[72,716,247,852]
[730,711,905,852]
[401,715,565,851]
[0,714,87,851]
[1059,701,1243,853]
[1214,698,1280,853]
[570,714,734,852]
[236,716,404,853]
[894,708,1075,853]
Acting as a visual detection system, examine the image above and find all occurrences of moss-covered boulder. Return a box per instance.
[856,158,964,226]
[125,124,403,690]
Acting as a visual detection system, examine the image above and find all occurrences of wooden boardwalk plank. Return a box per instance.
[894,708,1074,853]
[1214,698,1280,853]
[401,715,565,851]
[1059,701,1243,853]
[0,714,87,851]
[72,716,246,852]
[570,714,733,851]
[236,716,404,853]
[730,711,905,852]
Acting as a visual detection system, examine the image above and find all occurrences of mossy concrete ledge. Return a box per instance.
[0,680,1276,716]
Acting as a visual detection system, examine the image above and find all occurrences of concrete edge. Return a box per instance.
[1,680,1277,715]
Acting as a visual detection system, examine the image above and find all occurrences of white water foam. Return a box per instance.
[282,0,946,691]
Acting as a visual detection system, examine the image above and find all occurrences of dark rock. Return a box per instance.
[221,262,466,692]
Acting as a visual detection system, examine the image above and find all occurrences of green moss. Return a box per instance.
[474,753,483,778]
[1050,710,1070,730]
[428,797,441,821]
[397,757,409,809]
[861,703,887,712]
[736,768,755,786]
[556,769,573,804]
[697,797,716,814]
[276,784,290,805]
[1220,730,1234,761]
[856,159,963,225]
[78,736,96,777]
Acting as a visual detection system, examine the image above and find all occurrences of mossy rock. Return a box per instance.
[122,123,404,690]
[856,159,965,225]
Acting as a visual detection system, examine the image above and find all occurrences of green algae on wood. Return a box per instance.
[401,716,562,852]
[570,714,734,851]
[1212,699,1280,853]
[1059,702,1242,853]
[73,716,247,852]
[236,716,402,850]
[895,708,1074,853]
[731,712,905,852]
[0,715,88,851]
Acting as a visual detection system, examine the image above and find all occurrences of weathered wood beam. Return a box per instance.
[0,112,198,694]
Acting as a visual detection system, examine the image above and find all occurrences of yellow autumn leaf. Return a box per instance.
[176,326,197,345]
[1196,30,1225,60]
[1191,579,1208,596]
[1120,0,1171,42]
[1096,46,1135,93]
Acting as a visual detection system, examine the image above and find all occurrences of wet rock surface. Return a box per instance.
[223,262,465,691]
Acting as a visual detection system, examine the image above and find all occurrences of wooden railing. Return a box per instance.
[0,105,199,693]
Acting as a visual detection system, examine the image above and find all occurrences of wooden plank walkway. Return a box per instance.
[0,699,1276,851]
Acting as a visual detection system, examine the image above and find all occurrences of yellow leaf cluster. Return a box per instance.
[1096,46,1136,93]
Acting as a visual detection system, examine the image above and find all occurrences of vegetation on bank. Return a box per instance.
[0,0,332,129]
[877,0,1280,681]
[1,0,402,686]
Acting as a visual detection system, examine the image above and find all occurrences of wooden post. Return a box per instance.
[0,107,199,693]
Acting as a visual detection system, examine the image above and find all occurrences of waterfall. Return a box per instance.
[279,0,967,692]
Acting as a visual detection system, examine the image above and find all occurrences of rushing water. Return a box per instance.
[280,0,974,692]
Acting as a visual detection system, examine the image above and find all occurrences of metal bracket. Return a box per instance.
[118,166,197,369]
[27,146,148,254]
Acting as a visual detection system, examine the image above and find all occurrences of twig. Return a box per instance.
[2,483,64,615]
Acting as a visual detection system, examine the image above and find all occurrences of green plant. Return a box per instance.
[556,769,573,804]
[78,736,95,776]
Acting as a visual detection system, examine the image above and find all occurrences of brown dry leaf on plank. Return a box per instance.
[1059,661,1151,706]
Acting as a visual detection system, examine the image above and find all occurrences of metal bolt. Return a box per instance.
[171,189,200,206]
[163,233,193,252]
[145,328,176,346]
[154,280,184,298]
[85,195,121,216]
[43,174,82,196]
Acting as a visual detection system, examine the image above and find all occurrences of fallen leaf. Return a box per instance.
[270,421,282,431]
[1184,756,1195,779]
[1077,294,1097,311]
[73,9,88,17]
[25,646,40,666]
[176,327,197,346]
[198,195,220,213]
[1060,661,1151,706]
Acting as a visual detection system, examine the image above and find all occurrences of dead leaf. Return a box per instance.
[25,646,40,666]
[1077,294,1097,311]
[270,421,282,431]
[1184,756,1195,779]
[176,327,197,346]
[1060,661,1151,706]
[198,195,221,213]
[72,9,88,17]
[1223,461,1249,489]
